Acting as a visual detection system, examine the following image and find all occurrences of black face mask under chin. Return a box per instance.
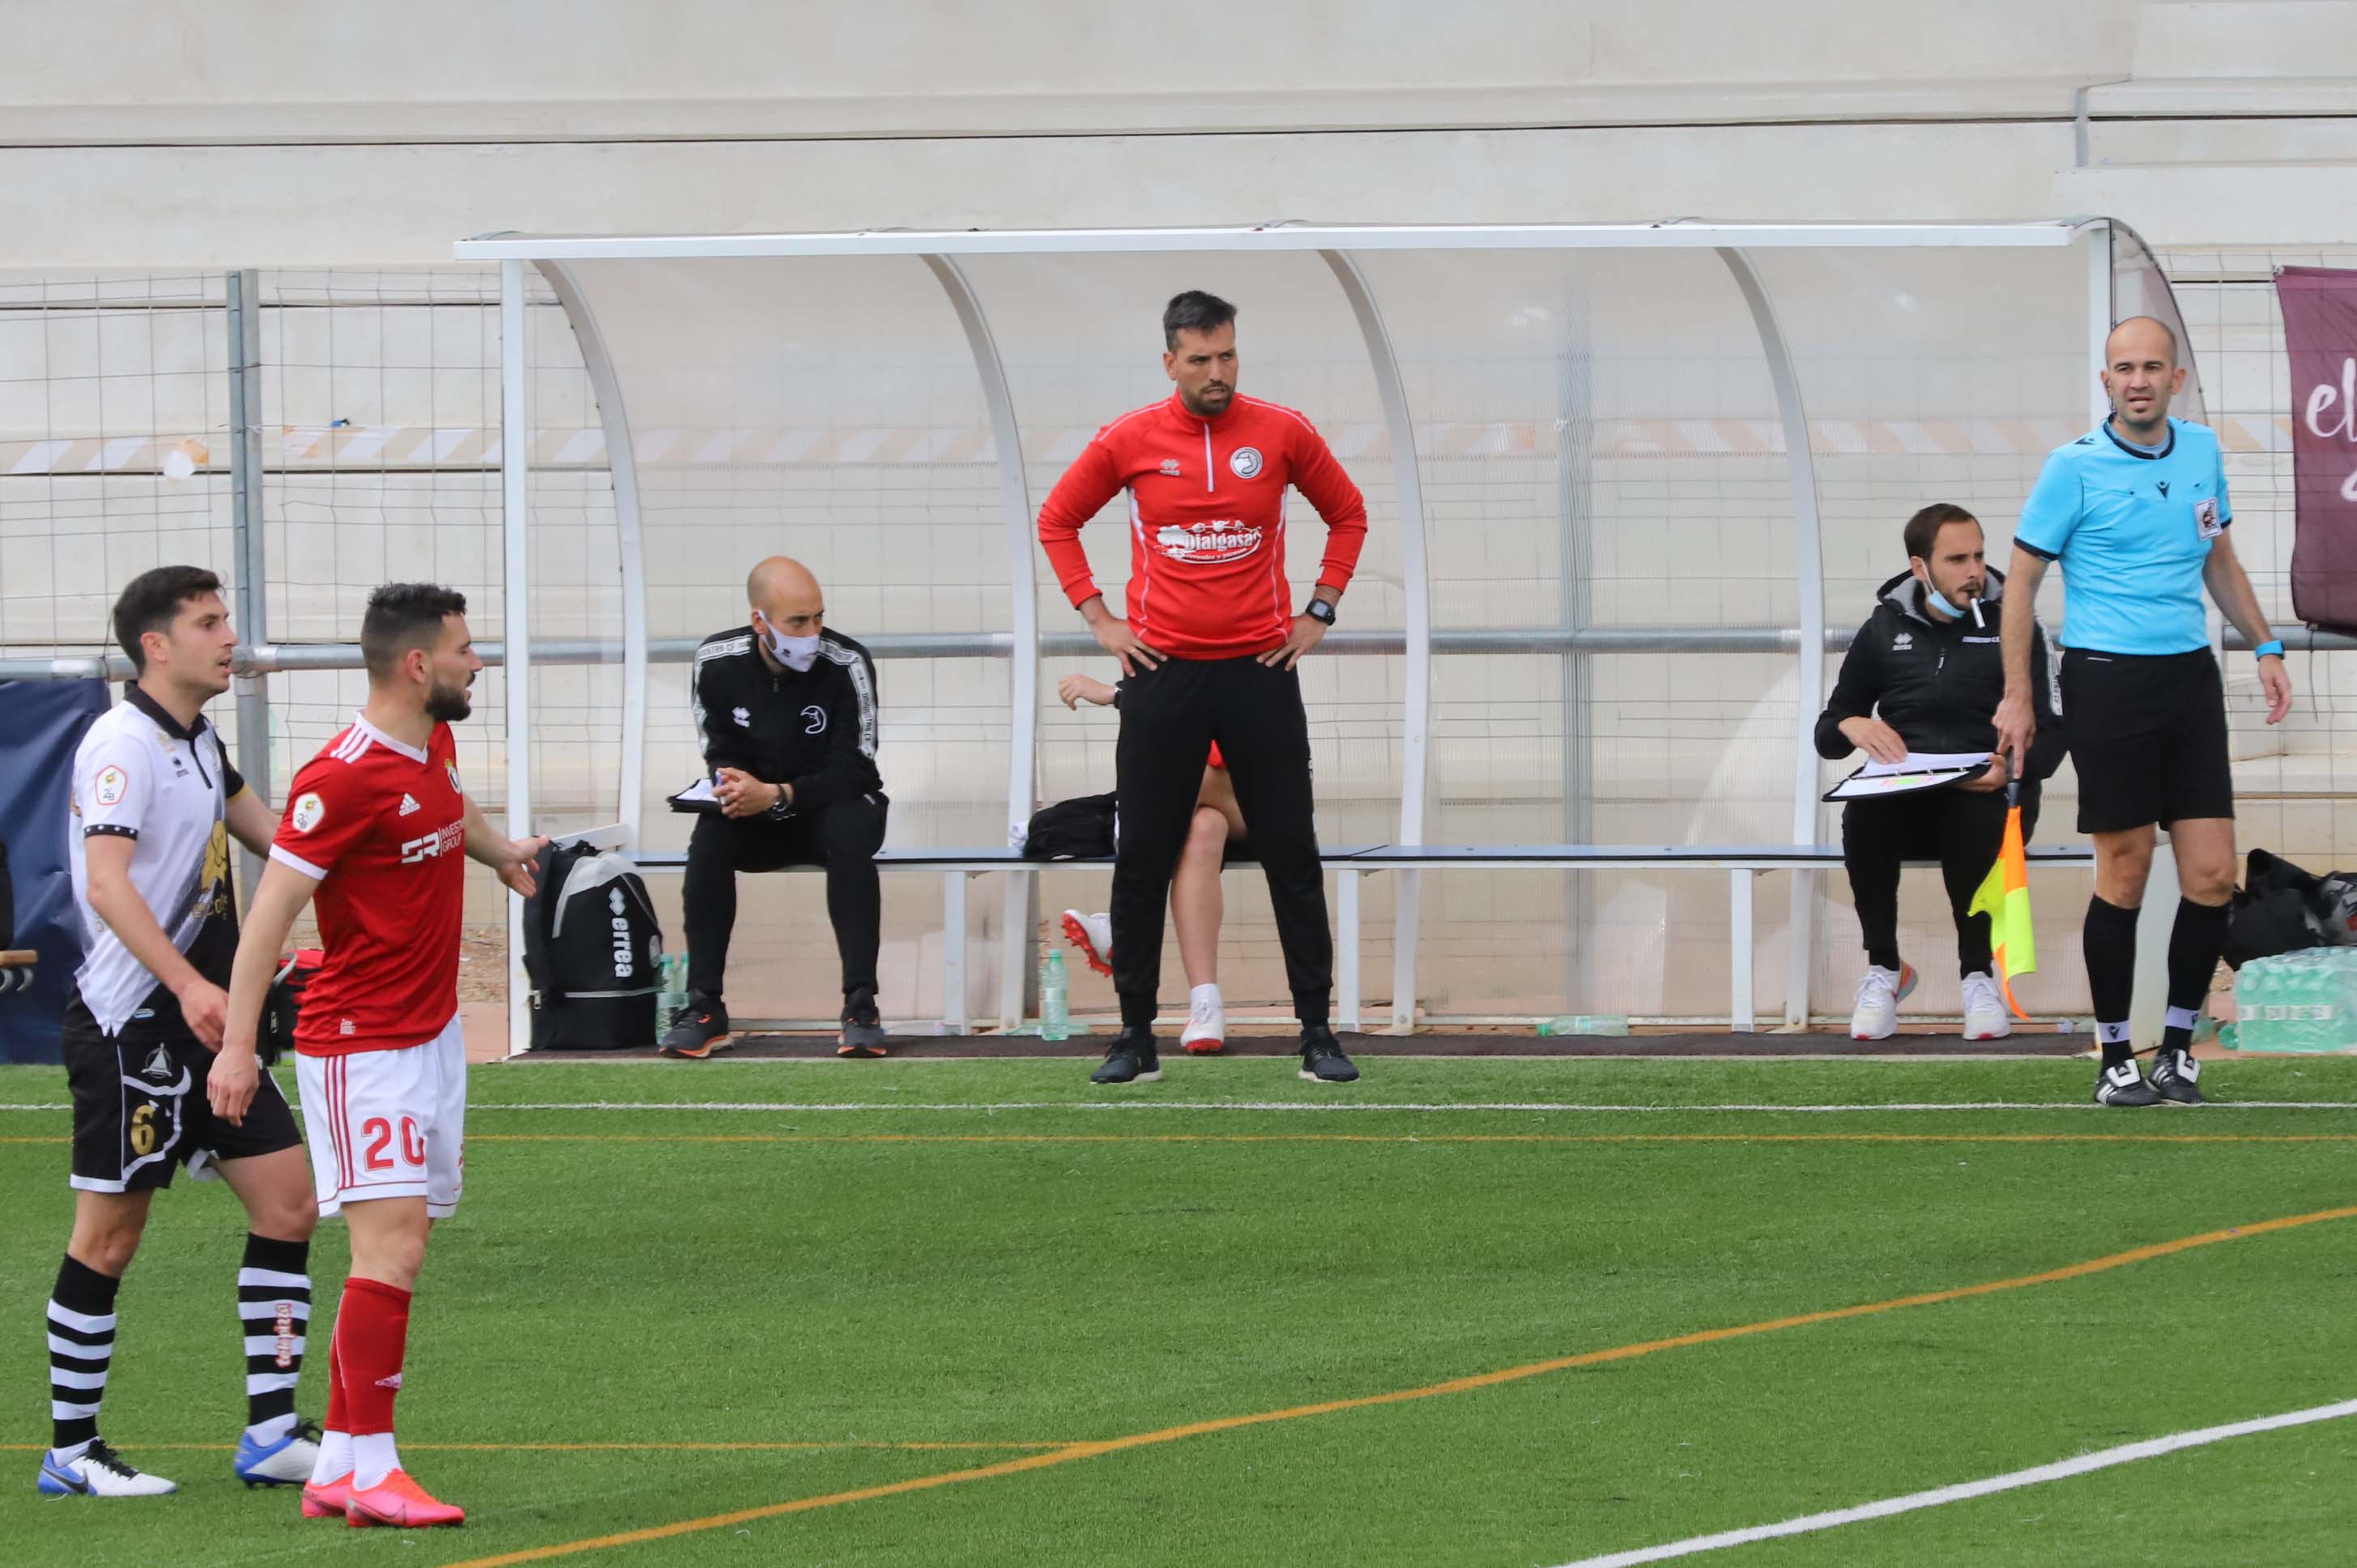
[424,682,473,722]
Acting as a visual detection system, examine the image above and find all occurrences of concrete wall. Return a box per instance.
[3,0,2354,266]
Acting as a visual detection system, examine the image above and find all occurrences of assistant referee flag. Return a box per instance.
[1967,788,2036,1019]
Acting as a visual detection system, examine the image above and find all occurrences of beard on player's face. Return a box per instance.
[424,677,473,722]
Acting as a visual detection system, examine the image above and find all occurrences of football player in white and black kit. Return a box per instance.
[36,567,320,1499]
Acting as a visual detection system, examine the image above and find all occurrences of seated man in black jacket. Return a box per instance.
[659,556,889,1059]
[1817,504,2063,1042]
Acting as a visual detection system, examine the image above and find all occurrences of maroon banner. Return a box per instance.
[2278,266,2357,632]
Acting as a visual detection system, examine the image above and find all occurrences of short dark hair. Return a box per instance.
[1903,503,1980,564]
[1163,291,1238,351]
[113,565,224,673]
[360,582,468,681]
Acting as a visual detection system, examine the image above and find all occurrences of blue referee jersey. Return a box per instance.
[2014,417,2231,656]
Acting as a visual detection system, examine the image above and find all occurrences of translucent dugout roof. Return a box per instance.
[458,219,2193,1032]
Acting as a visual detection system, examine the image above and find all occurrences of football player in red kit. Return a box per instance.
[211,584,542,1529]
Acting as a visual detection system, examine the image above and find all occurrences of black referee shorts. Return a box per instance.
[63,1003,302,1195]
[2059,647,2235,834]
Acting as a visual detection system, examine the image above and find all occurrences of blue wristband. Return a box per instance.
[2255,640,2284,660]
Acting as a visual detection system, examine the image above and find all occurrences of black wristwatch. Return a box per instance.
[1304,598,1337,626]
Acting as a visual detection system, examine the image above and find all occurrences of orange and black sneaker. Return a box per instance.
[838,988,888,1059]
[659,1000,731,1059]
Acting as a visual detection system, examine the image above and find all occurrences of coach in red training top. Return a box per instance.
[1037,290,1368,1086]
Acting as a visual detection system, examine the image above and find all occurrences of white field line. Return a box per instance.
[10,1100,2357,1114]
[13,1098,2357,1114]
[1552,1397,2357,1567]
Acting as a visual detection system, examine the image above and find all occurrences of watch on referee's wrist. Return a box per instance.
[765,782,794,819]
[1303,598,1337,627]
[2255,639,2285,661]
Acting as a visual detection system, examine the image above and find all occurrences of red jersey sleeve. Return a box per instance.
[1287,418,1369,593]
[1037,435,1126,609]
[269,748,381,881]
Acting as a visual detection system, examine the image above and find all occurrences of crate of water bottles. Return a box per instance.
[2231,948,2357,1054]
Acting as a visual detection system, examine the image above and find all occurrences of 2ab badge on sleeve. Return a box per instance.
[94,765,128,807]
[291,792,327,833]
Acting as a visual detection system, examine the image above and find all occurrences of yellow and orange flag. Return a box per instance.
[1967,788,2036,1018]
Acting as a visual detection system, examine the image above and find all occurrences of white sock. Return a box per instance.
[312,1428,354,1485]
[245,1412,296,1447]
[49,1439,92,1468]
[352,1432,400,1492]
[1191,982,1221,1009]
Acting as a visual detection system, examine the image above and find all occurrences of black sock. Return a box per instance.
[238,1234,310,1440]
[48,1254,121,1458]
[2162,898,2230,1056]
[1119,993,1157,1033]
[2083,894,2140,1067]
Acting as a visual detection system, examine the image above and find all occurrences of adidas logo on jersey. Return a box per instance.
[399,794,422,816]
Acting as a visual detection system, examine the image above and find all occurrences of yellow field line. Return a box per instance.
[437,1202,2357,1568]
[0,1440,1069,1453]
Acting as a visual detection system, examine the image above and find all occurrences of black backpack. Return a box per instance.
[1022,792,1118,859]
[2225,848,2357,969]
[520,841,664,1050]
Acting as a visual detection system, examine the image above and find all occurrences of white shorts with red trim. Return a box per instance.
[295,1015,466,1219]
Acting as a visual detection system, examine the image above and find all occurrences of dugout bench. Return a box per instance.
[617,841,2097,1037]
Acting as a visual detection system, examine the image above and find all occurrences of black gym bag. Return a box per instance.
[2224,848,2357,969]
[1022,792,1118,860]
[519,841,665,1050]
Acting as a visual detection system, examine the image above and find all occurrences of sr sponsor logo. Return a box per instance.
[399,821,464,865]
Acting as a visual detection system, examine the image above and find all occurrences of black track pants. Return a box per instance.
[1111,655,1331,1029]
[683,794,889,1004]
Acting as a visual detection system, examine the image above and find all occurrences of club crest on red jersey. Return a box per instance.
[1155,521,1264,564]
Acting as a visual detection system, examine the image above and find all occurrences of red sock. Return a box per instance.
[335,1278,412,1437]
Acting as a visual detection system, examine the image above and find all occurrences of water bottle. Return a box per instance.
[1537,1014,1629,1038]
[656,952,687,1037]
[1040,949,1071,1042]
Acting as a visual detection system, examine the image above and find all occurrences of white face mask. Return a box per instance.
[759,615,820,673]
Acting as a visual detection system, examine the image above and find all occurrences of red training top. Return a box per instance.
[268,714,467,1056]
[1038,391,1369,659]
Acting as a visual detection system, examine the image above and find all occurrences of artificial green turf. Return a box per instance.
[2,1056,2353,1566]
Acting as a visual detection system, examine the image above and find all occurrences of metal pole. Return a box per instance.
[920,254,1042,1029]
[1720,248,1827,1029]
[499,260,535,1059]
[1322,249,1434,1032]
[535,263,647,848]
[226,270,271,897]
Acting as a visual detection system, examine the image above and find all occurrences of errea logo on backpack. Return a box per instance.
[610,886,635,978]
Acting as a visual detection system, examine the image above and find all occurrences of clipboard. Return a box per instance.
[667,775,723,815]
[1823,752,1993,803]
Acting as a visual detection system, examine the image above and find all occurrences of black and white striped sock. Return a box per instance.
[237,1234,310,1445]
[47,1254,120,1464]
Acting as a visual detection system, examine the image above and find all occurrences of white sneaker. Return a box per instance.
[1060,910,1113,978]
[37,1441,177,1497]
[1960,970,2011,1040]
[1181,984,1226,1055]
[1849,962,1916,1041]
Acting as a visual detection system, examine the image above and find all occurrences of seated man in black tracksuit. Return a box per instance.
[659,556,889,1060]
[1817,504,2063,1042]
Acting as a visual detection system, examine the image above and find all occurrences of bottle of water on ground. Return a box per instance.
[1537,1014,1629,1037]
[1040,949,1071,1042]
[656,952,688,1038]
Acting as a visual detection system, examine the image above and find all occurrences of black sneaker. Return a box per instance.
[659,999,731,1060]
[838,989,888,1059]
[2094,1059,2163,1106]
[1091,1029,1162,1084]
[2149,1046,2205,1105]
[1299,1025,1360,1084]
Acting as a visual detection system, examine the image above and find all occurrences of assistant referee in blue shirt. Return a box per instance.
[1993,316,2294,1107]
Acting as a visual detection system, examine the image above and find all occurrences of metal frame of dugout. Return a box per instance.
[433,218,2231,1050]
